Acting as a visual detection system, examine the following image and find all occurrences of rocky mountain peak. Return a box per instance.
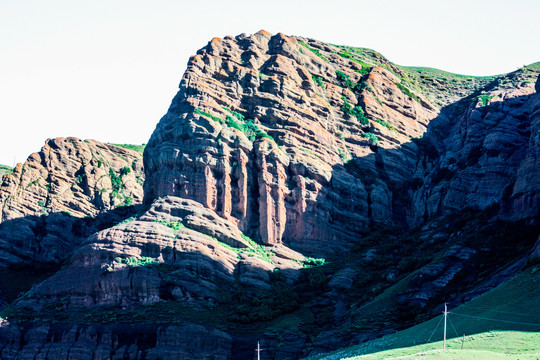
[0,32,539,360]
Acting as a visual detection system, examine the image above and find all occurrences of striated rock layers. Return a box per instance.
[0,138,144,265]
[144,31,539,256]
[1,31,539,359]
[411,70,540,224]
[144,31,439,255]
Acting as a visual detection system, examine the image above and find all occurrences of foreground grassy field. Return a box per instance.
[310,266,540,359]
[343,331,540,359]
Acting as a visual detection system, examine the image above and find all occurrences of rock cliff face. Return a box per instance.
[1,138,144,222]
[411,70,540,223]
[144,31,440,255]
[144,31,539,255]
[0,32,539,359]
[0,138,144,265]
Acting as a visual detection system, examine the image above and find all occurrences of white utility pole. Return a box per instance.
[256,341,262,360]
[443,303,448,350]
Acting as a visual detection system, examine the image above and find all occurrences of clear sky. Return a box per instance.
[1,0,539,166]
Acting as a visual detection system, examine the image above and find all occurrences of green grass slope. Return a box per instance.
[309,266,540,359]
[109,143,146,154]
[344,332,540,359]
[0,164,13,177]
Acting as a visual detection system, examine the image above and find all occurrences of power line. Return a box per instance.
[448,315,459,338]
[459,304,540,318]
[451,312,540,327]
[428,314,444,342]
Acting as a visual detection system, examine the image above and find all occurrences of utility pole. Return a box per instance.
[443,303,448,350]
[256,341,262,360]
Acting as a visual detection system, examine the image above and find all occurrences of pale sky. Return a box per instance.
[1,0,539,166]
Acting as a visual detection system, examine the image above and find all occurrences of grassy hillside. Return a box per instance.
[0,164,13,177]
[340,331,540,359]
[332,45,539,109]
[309,266,540,359]
[109,143,146,154]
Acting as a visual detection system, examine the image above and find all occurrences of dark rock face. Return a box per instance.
[0,322,232,360]
[412,73,540,224]
[1,32,539,359]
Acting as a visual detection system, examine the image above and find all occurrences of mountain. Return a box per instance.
[0,31,538,359]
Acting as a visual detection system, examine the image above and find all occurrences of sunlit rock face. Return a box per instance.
[143,31,441,255]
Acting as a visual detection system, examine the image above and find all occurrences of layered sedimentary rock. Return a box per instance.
[0,137,143,222]
[0,321,233,360]
[411,72,540,223]
[0,138,144,265]
[14,196,301,312]
[144,31,439,254]
[1,31,539,359]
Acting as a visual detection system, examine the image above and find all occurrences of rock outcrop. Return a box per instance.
[144,31,439,255]
[1,138,144,222]
[0,321,233,360]
[411,71,540,223]
[0,138,144,265]
[13,196,302,312]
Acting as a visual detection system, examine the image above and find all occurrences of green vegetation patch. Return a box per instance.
[223,107,274,142]
[375,119,397,132]
[107,166,134,207]
[0,164,13,176]
[476,94,493,107]
[298,41,329,62]
[154,219,187,231]
[338,50,373,74]
[303,257,326,268]
[394,82,421,103]
[194,108,224,124]
[115,256,158,267]
[341,97,369,125]
[111,143,146,154]
[312,74,325,88]
[361,132,379,145]
[336,70,355,90]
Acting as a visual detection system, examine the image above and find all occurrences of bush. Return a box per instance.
[336,70,355,89]
[394,82,421,103]
[194,108,224,124]
[303,257,326,268]
[375,119,397,131]
[341,97,369,125]
[476,94,493,107]
[312,74,325,88]
[114,256,157,267]
[362,132,379,145]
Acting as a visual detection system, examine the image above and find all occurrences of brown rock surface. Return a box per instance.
[143,31,439,255]
[13,196,301,311]
[0,137,144,222]
[0,138,144,265]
